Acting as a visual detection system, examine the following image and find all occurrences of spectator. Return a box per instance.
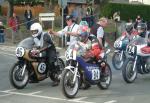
[24,5,33,30]
[71,5,82,24]
[134,15,143,29]
[90,17,108,49]
[0,21,5,43]
[49,15,79,47]
[8,13,20,43]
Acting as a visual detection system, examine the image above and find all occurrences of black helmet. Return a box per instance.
[65,15,74,21]
[125,23,133,34]
[137,23,147,32]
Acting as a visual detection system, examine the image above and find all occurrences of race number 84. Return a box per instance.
[92,69,100,80]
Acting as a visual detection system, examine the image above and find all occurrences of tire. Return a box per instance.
[112,52,126,70]
[50,58,65,82]
[61,69,79,98]
[9,62,29,89]
[97,63,112,89]
[122,58,137,83]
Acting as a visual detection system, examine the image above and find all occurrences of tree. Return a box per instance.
[7,0,14,17]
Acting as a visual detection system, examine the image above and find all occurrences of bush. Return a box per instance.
[101,3,150,21]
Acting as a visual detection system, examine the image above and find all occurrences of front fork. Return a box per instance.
[72,63,79,84]
[133,56,138,71]
[119,51,124,61]
[18,60,27,76]
[21,64,27,76]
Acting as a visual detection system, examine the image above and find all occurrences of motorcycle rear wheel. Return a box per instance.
[9,62,29,89]
[97,63,112,89]
[49,58,65,82]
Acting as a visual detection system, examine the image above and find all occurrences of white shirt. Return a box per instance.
[97,26,104,38]
[57,23,79,45]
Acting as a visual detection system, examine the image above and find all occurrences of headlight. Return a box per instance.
[114,40,122,48]
[15,47,25,57]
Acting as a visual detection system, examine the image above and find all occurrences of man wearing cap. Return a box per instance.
[49,15,79,47]
[90,17,108,49]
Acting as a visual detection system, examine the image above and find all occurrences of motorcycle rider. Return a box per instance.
[30,23,59,86]
[77,22,106,88]
[122,23,138,41]
[137,22,147,38]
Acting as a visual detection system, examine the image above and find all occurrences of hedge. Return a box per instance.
[101,3,150,21]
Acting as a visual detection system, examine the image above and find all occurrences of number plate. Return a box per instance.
[126,45,136,55]
[91,69,100,80]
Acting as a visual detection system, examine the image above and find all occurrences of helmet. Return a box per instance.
[137,23,147,33]
[30,23,42,37]
[125,23,133,34]
[78,23,89,42]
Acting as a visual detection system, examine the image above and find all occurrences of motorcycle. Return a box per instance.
[9,37,65,89]
[112,35,129,70]
[60,41,112,98]
[122,35,150,83]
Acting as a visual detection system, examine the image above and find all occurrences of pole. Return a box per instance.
[61,7,64,47]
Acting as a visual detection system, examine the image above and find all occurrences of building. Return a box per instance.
[111,0,150,5]
[129,0,150,5]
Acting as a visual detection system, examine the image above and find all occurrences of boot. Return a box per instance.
[51,81,59,87]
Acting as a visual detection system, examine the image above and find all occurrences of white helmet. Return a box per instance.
[30,23,42,37]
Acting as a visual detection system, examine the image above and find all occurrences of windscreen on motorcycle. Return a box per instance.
[17,37,34,49]
[128,35,147,45]
[66,41,87,57]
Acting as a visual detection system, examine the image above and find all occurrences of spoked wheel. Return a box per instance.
[9,62,29,89]
[122,59,137,83]
[112,52,125,70]
[49,58,65,82]
[97,63,112,89]
[61,69,79,98]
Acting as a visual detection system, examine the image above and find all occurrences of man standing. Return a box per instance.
[90,17,108,49]
[24,5,33,30]
[49,15,79,47]
[0,21,5,43]
[8,13,20,43]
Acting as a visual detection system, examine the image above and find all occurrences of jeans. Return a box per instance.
[0,33,5,43]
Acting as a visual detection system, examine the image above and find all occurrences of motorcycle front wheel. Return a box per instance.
[9,62,29,89]
[97,63,112,89]
[61,69,79,98]
[122,58,137,83]
[112,52,126,70]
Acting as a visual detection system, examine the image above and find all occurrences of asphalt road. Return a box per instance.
[0,45,150,103]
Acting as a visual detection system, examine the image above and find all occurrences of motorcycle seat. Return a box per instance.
[141,46,150,54]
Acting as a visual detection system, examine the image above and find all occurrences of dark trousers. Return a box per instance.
[0,33,5,43]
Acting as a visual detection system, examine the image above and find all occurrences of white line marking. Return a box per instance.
[2,89,16,92]
[104,100,117,103]
[71,97,88,101]
[0,91,95,103]
[0,94,12,97]
[28,91,42,95]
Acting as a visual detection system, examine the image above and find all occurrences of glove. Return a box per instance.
[31,49,40,57]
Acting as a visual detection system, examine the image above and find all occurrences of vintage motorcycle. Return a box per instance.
[60,41,112,98]
[122,35,150,83]
[112,35,129,70]
[9,37,65,89]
